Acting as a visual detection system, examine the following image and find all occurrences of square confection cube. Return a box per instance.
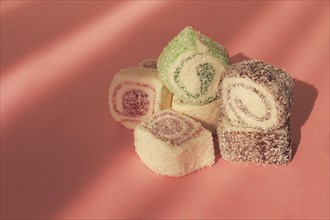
[134,109,215,177]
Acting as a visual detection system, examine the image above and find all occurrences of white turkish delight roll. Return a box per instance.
[108,67,172,129]
[171,95,219,132]
[158,26,230,105]
[134,109,215,177]
[217,116,292,165]
[219,60,293,131]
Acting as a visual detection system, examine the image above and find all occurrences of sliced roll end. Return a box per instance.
[108,67,172,129]
[219,59,293,131]
[158,26,231,105]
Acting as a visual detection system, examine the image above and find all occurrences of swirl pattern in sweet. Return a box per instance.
[112,81,156,124]
[170,53,220,104]
[219,60,293,131]
[158,26,230,105]
[221,77,277,130]
[142,111,203,145]
[109,67,172,129]
[122,89,150,116]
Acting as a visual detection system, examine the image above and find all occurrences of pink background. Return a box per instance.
[1,1,329,219]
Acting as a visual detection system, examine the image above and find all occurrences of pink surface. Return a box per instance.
[1,1,329,219]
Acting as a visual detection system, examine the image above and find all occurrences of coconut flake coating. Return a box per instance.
[217,117,292,165]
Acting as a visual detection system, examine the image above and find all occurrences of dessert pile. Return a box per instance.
[108,26,293,177]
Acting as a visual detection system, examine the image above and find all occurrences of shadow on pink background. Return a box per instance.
[1,1,329,219]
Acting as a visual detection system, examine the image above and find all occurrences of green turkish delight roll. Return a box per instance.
[157,26,230,105]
